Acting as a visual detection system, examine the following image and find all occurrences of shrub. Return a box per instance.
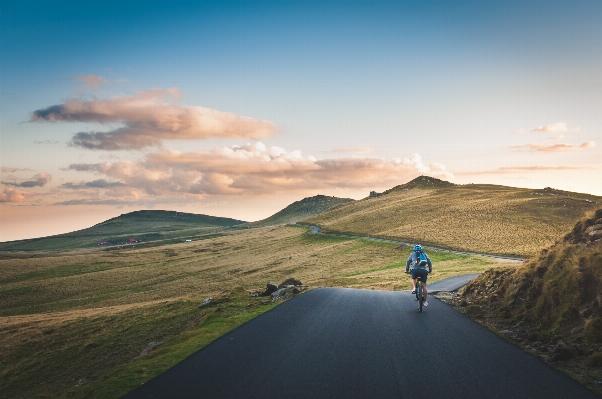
[585,318,602,345]
[588,352,602,367]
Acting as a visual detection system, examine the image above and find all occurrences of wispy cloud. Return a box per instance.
[457,165,599,175]
[511,141,596,152]
[71,74,108,88]
[513,122,581,135]
[2,172,51,187]
[1,167,34,173]
[532,122,568,133]
[65,142,453,199]
[31,88,279,150]
[61,179,126,189]
[33,140,60,145]
[0,187,27,202]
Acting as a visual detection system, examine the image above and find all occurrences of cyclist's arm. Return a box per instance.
[405,255,412,273]
[427,256,433,273]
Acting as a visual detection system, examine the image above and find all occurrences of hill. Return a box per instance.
[0,210,245,251]
[240,195,354,228]
[304,176,601,257]
[442,209,602,395]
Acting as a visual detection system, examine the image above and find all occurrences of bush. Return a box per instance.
[585,318,602,345]
[588,352,602,367]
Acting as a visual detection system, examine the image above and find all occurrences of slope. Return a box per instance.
[240,194,354,228]
[304,176,600,257]
[442,209,602,395]
[0,210,245,251]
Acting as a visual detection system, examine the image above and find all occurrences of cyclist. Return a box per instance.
[405,244,433,306]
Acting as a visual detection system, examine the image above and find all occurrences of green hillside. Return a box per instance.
[240,194,354,228]
[0,210,245,251]
[305,176,601,257]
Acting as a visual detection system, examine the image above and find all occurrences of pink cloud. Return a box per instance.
[64,143,453,199]
[0,188,27,202]
[71,75,108,88]
[456,165,598,175]
[2,172,51,187]
[531,122,568,133]
[511,142,597,152]
[1,167,34,173]
[31,89,279,150]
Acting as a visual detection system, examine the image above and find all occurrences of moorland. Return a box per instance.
[1,176,601,398]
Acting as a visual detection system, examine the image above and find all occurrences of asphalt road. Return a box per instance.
[122,288,597,399]
[427,273,480,293]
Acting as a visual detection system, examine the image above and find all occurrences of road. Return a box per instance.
[304,224,527,262]
[122,288,597,399]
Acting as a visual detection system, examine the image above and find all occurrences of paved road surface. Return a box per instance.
[122,288,597,399]
[427,273,480,293]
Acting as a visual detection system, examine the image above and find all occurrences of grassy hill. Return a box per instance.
[304,176,601,257]
[0,210,245,251]
[239,194,354,228]
[443,209,602,395]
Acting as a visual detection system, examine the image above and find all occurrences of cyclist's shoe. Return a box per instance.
[423,300,428,307]
[411,289,416,294]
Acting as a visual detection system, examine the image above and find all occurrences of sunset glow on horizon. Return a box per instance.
[1,0,601,241]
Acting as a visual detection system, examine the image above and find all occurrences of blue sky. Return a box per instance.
[1,0,601,240]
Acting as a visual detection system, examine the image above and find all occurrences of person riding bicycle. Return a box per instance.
[405,244,433,306]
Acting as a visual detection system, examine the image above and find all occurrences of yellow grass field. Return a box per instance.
[0,225,512,398]
[304,181,601,257]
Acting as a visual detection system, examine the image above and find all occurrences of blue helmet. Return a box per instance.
[413,244,422,251]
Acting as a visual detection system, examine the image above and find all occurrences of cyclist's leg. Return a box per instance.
[411,278,417,292]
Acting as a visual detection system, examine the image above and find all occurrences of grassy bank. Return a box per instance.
[438,209,602,396]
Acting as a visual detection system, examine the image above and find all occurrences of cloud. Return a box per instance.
[323,146,376,154]
[54,199,133,206]
[532,122,568,133]
[31,89,279,150]
[511,142,596,152]
[514,122,582,135]
[71,75,108,88]
[456,165,599,175]
[1,167,34,173]
[0,188,27,202]
[33,140,60,144]
[2,172,52,187]
[61,179,126,189]
[66,142,453,198]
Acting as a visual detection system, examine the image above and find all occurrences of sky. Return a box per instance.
[1,0,601,241]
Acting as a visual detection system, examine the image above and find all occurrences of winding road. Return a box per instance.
[122,288,597,399]
[306,224,527,262]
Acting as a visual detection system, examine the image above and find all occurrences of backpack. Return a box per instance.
[416,251,428,267]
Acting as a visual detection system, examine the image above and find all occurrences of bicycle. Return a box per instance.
[406,271,427,312]
[415,275,425,312]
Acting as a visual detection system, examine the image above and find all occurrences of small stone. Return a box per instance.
[198,297,213,308]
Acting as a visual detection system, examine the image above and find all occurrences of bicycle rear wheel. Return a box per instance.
[417,284,423,312]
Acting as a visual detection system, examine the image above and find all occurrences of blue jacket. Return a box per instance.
[406,251,432,273]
